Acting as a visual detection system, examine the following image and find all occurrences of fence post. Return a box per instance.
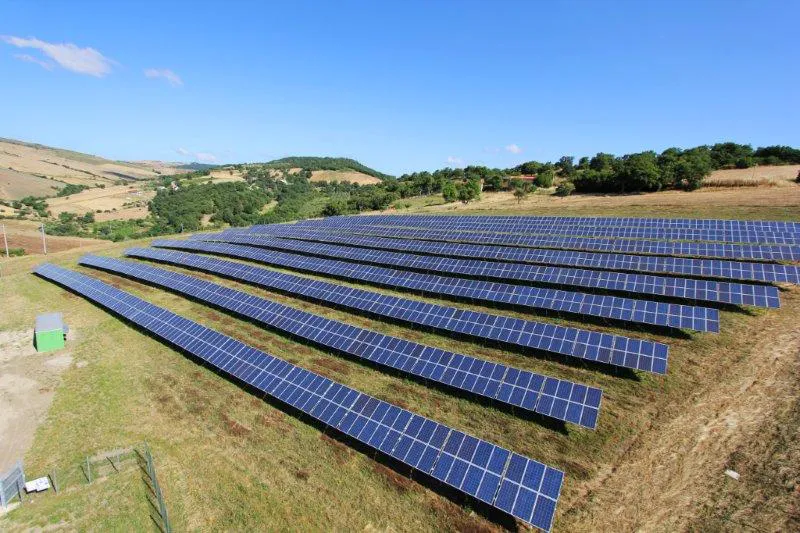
[2,223,8,258]
[50,469,58,493]
[84,456,92,483]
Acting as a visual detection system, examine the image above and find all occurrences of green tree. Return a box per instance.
[441,180,458,203]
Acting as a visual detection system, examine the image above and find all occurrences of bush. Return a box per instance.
[537,171,554,188]
[7,247,25,257]
[555,182,575,196]
[796,170,800,184]
[441,181,458,203]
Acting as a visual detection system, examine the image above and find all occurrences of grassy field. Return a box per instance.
[1,190,799,531]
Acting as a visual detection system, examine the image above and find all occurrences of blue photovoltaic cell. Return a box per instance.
[184,235,722,331]
[297,214,800,233]
[295,216,800,245]
[195,230,780,311]
[33,263,564,531]
[250,222,800,261]
[220,226,800,285]
[144,242,670,374]
[79,254,602,429]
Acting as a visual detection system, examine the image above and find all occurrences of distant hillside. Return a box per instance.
[0,137,189,200]
[259,156,393,180]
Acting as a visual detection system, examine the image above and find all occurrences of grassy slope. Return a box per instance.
[1,198,799,531]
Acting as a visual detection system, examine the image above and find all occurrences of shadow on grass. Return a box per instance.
[80,261,572,434]
[129,252,643,382]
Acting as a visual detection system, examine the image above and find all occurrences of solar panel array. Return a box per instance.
[250,223,800,261]
[33,263,564,531]
[299,214,800,233]
[295,217,800,245]
[196,230,782,310]
[207,226,800,285]
[143,243,671,374]
[184,235,721,331]
[79,254,602,429]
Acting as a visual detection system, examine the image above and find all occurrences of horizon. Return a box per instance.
[2,0,799,175]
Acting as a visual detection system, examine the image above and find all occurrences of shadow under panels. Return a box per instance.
[134,244,671,375]
[79,253,602,430]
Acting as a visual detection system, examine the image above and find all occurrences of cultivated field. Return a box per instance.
[46,185,154,220]
[1,181,799,532]
[0,167,62,200]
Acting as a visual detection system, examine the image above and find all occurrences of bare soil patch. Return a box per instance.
[0,329,74,472]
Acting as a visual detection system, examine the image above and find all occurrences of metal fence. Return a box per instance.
[0,461,25,509]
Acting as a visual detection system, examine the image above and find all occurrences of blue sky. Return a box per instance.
[1,1,798,175]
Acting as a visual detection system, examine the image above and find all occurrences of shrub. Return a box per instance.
[8,247,25,257]
[555,181,575,196]
[537,171,554,188]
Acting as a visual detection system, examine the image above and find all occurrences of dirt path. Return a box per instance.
[560,313,800,531]
[0,329,76,472]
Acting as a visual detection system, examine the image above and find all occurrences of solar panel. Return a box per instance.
[144,243,671,374]
[296,217,800,245]
[228,226,800,282]
[254,223,800,261]
[299,214,800,233]
[33,263,564,531]
[79,254,602,429]
[195,230,781,310]
[184,234,721,331]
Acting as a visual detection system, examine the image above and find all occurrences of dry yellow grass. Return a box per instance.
[0,139,186,189]
[0,168,61,199]
[310,169,382,185]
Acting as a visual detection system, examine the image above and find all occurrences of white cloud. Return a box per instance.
[144,68,183,87]
[13,53,54,70]
[2,35,113,77]
[195,152,218,163]
[505,143,523,154]
[174,147,218,163]
[446,155,464,167]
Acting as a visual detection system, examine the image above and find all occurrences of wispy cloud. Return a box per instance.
[446,155,464,167]
[174,147,218,163]
[505,143,523,154]
[13,53,54,70]
[195,152,218,163]
[144,68,183,87]
[2,35,113,77]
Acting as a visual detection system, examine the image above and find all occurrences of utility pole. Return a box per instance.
[41,223,47,255]
[2,223,8,258]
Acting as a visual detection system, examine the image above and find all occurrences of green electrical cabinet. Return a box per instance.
[35,312,66,353]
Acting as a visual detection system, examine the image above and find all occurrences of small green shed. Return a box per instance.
[35,312,67,353]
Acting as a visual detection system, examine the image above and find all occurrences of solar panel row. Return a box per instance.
[79,254,602,429]
[296,217,800,245]
[186,235,721,331]
[143,243,671,374]
[197,230,780,309]
[248,223,800,261]
[33,263,563,531]
[303,214,800,233]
